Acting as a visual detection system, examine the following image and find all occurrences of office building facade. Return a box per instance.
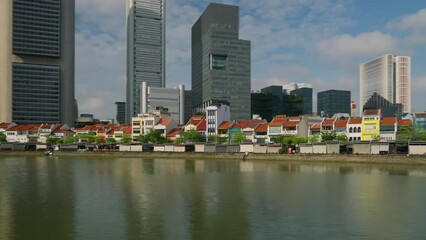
[115,102,126,124]
[126,0,165,122]
[0,0,75,125]
[191,3,251,120]
[317,90,351,118]
[140,82,184,124]
[360,54,411,113]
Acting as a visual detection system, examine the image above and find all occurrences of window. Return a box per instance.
[210,54,227,70]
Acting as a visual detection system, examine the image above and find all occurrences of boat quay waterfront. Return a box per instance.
[2,150,426,166]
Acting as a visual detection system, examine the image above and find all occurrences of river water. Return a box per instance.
[0,155,425,240]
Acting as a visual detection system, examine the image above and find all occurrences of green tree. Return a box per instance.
[46,137,61,144]
[233,132,246,143]
[179,129,204,143]
[308,135,320,143]
[95,135,105,144]
[64,135,77,144]
[336,134,348,141]
[106,137,116,143]
[321,130,337,142]
[371,134,381,141]
[121,134,132,143]
[397,125,426,141]
[0,132,7,143]
[140,130,166,144]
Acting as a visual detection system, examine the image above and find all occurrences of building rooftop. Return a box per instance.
[363,109,381,116]
[255,123,268,133]
[334,119,348,128]
[218,121,234,130]
[348,117,362,124]
[381,117,397,126]
[398,119,413,126]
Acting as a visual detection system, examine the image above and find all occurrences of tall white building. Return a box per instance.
[206,104,231,136]
[140,82,184,125]
[360,54,411,113]
[126,0,165,122]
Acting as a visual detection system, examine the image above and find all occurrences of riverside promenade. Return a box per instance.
[2,151,426,166]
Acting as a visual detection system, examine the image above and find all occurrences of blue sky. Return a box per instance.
[75,0,426,119]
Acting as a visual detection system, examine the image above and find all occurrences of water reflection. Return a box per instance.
[0,156,425,240]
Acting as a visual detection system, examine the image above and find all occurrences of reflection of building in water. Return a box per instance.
[8,157,76,239]
[0,161,12,239]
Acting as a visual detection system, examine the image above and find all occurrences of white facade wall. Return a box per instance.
[206,104,230,136]
[360,54,411,113]
[394,56,411,113]
[347,124,362,141]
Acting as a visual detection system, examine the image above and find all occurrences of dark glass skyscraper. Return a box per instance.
[317,90,351,118]
[0,0,76,125]
[126,0,165,122]
[191,3,251,120]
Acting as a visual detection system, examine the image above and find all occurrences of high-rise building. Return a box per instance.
[126,0,165,122]
[317,90,351,118]
[191,3,251,120]
[140,82,184,124]
[282,83,313,115]
[184,90,192,124]
[115,102,126,124]
[0,0,75,125]
[360,54,411,113]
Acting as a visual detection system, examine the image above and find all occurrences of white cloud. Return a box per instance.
[387,8,426,46]
[316,31,396,60]
[388,8,426,32]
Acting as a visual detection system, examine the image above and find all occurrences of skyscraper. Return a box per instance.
[317,90,351,118]
[115,102,126,124]
[191,3,251,120]
[0,0,75,125]
[126,0,165,122]
[283,83,313,115]
[360,54,411,113]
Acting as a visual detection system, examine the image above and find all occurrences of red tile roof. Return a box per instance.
[157,118,173,126]
[284,120,299,127]
[197,119,206,131]
[334,119,348,128]
[288,116,301,121]
[363,109,380,116]
[348,118,362,124]
[322,118,335,126]
[186,115,205,126]
[415,112,426,117]
[255,123,268,133]
[244,119,265,129]
[8,124,41,131]
[218,121,234,130]
[380,117,397,126]
[167,128,181,137]
[269,115,287,126]
[310,125,321,130]
[54,129,73,134]
[398,119,413,126]
[40,124,54,129]
[0,122,12,128]
[123,126,132,134]
[233,120,250,129]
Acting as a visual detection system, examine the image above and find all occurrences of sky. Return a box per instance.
[75,0,426,119]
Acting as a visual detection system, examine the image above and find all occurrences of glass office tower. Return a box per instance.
[126,0,165,122]
[191,3,251,120]
[0,0,75,125]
